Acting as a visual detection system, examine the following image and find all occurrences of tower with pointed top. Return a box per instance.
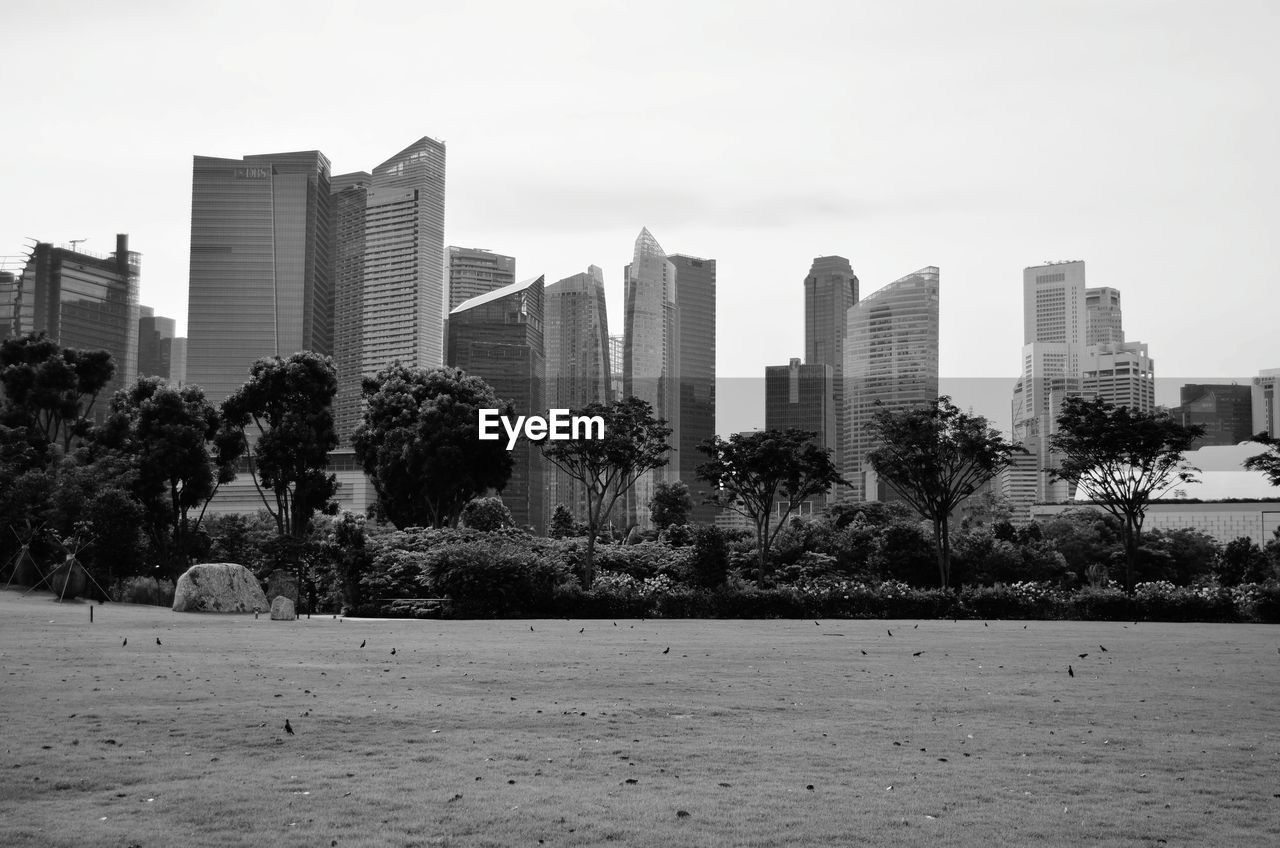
[805,256,858,475]
[623,228,680,529]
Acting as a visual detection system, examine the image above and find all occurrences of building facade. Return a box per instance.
[187,151,333,404]
[1085,286,1124,345]
[1175,383,1256,448]
[669,253,716,522]
[843,267,940,502]
[544,266,612,520]
[766,358,837,511]
[1253,368,1280,437]
[7,235,141,413]
[446,275,546,533]
[622,228,680,529]
[804,256,858,475]
[137,305,179,381]
[448,247,516,312]
[1081,341,1155,412]
[330,171,370,445]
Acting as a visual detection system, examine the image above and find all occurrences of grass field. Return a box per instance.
[1,588,1278,847]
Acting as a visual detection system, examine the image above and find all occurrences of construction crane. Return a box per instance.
[69,238,88,252]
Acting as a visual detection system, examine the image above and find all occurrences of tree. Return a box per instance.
[352,364,514,530]
[0,332,115,460]
[539,397,671,587]
[649,480,693,529]
[1048,396,1203,593]
[96,377,233,573]
[218,352,339,541]
[549,504,576,539]
[863,397,1024,589]
[461,496,514,531]
[1244,431,1280,487]
[696,428,844,586]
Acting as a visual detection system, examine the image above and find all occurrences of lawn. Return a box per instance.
[1,588,1277,848]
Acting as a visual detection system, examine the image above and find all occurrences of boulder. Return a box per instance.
[48,559,89,600]
[172,563,269,613]
[270,596,297,621]
[266,569,298,604]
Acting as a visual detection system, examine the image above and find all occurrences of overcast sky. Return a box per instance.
[4,0,1276,432]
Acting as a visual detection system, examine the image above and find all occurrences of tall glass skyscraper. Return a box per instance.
[362,137,447,376]
[623,228,679,529]
[448,247,515,312]
[545,266,611,520]
[330,171,371,445]
[844,267,940,502]
[187,151,332,404]
[805,256,859,476]
[446,275,546,533]
[669,253,716,523]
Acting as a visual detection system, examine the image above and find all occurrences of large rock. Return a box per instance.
[172,563,269,613]
[48,560,89,600]
[266,569,298,604]
[270,596,297,621]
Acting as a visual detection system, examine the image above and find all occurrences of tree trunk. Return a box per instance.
[1122,518,1139,595]
[756,517,769,588]
[934,517,951,590]
[583,531,597,589]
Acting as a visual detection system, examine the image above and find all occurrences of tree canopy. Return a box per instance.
[351,364,514,530]
[539,397,671,587]
[864,397,1024,589]
[1243,431,1280,488]
[696,428,844,585]
[1048,395,1203,592]
[0,331,114,458]
[649,480,693,529]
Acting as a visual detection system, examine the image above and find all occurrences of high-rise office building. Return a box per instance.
[170,337,187,386]
[1082,341,1155,412]
[1176,383,1254,447]
[669,253,716,523]
[138,305,178,381]
[844,267,939,502]
[766,358,837,514]
[446,275,546,533]
[362,137,447,377]
[1085,287,1124,345]
[449,247,516,312]
[330,171,370,444]
[1253,368,1280,437]
[7,235,141,414]
[805,256,858,475]
[187,151,332,404]
[609,334,624,401]
[622,228,679,529]
[544,266,611,520]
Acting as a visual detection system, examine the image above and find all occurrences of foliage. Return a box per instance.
[1039,509,1122,579]
[352,364,514,530]
[864,397,1025,589]
[591,541,694,582]
[461,496,514,531]
[1048,396,1203,592]
[649,480,693,529]
[539,397,672,587]
[95,377,230,574]
[111,575,176,606]
[549,504,576,539]
[696,428,844,585]
[689,525,731,587]
[1216,537,1274,586]
[1242,431,1280,487]
[202,512,278,575]
[425,536,575,617]
[868,521,937,586]
[0,331,115,458]
[219,351,339,540]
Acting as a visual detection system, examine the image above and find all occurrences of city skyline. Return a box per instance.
[3,1,1276,437]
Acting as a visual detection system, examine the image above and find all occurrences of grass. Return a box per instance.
[1,588,1278,847]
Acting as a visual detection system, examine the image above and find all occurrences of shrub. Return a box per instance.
[1132,581,1236,623]
[960,582,1061,620]
[461,497,514,531]
[1066,586,1132,621]
[592,542,693,582]
[689,525,730,588]
[111,576,175,606]
[426,536,574,617]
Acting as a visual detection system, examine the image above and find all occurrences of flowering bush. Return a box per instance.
[960,582,1063,620]
[1132,580,1235,622]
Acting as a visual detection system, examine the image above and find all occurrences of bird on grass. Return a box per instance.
[156,637,162,646]
[530,626,535,632]
[662,647,670,654]
[887,629,893,637]
[912,651,924,657]
[285,719,294,736]
[1078,653,1088,659]
[1068,665,1075,678]
[359,640,366,648]
[579,627,585,633]
[390,648,396,656]
[1100,645,1108,652]
[860,650,867,656]
[122,638,127,647]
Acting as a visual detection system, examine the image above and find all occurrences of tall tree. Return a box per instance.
[0,332,115,459]
[864,397,1024,589]
[96,377,233,573]
[1243,431,1280,487]
[539,397,671,587]
[648,480,693,529]
[218,352,339,541]
[352,364,514,530]
[1048,396,1203,593]
[696,428,844,586]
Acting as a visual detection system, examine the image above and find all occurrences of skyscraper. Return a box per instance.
[446,275,546,533]
[1085,287,1124,345]
[844,267,940,502]
[137,305,177,381]
[187,151,332,404]
[8,235,141,414]
[1082,341,1155,412]
[330,171,370,444]
[805,256,858,475]
[1252,368,1280,437]
[361,137,447,378]
[1175,384,1254,447]
[609,334,624,401]
[622,228,679,529]
[448,247,516,312]
[544,266,611,520]
[669,253,715,522]
[766,357,837,514]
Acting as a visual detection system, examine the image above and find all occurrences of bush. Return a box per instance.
[426,536,574,617]
[960,582,1061,620]
[1243,581,1280,623]
[592,542,693,582]
[689,525,730,588]
[1132,581,1236,622]
[111,576,175,606]
[1066,586,1132,621]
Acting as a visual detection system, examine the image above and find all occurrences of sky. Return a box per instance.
[3,0,1277,434]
